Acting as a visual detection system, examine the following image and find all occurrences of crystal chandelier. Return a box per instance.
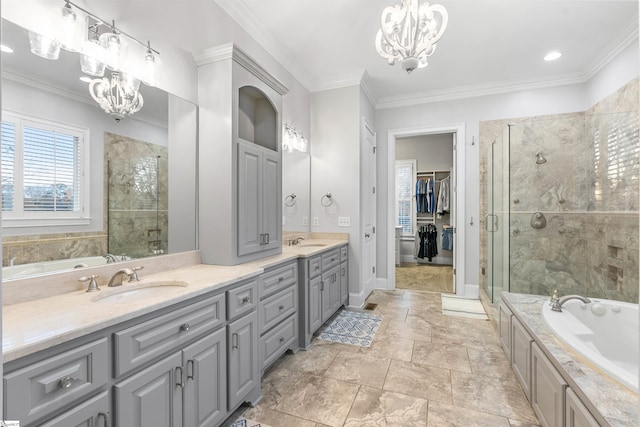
[89,72,144,122]
[375,0,448,73]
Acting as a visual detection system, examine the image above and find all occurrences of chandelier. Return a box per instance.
[89,72,144,122]
[375,0,448,73]
[25,0,161,121]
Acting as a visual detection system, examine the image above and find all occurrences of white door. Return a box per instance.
[361,119,377,296]
[451,133,457,293]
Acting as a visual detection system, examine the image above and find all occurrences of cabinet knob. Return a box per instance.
[279,305,285,311]
[241,296,251,304]
[278,276,284,282]
[59,376,74,389]
[279,337,285,343]
[180,323,190,331]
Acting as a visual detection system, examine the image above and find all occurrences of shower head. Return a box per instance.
[535,152,547,164]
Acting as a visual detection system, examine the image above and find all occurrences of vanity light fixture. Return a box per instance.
[58,0,82,52]
[375,0,448,73]
[283,123,308,153]
[28,30,61,60]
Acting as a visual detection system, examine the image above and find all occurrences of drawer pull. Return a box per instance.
[180,323,190,331]
[279,337,285,343]
[278,276,284,282]
[59,376,74,389]
[279,305,285,311]
[232,333,239,349]
[241,296,251,304]
[175,366,184,388]
[98,411,110,427]
[314,265,320,271]
[187,359,196,380]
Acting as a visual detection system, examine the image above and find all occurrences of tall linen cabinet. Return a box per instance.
[196,44,288,265]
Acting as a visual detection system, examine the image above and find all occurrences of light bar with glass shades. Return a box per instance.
[375,0,448,73]
[282,123,308,153]
[25,0,161,121]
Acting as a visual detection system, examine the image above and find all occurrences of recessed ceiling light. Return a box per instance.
[544,51,562,61]
[79,76,93,83]
[0,45,14,53]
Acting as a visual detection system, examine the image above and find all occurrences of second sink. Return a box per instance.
[92,280,189,303]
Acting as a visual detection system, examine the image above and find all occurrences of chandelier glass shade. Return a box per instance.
[375,0,448,73]
[89,72,144,122]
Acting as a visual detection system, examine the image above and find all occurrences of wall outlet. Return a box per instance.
[313,217,319,226]
[338,217,351,227]
[302,216,308,226]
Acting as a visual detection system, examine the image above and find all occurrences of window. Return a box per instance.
[395,160,416,236]
[1,112,90,227]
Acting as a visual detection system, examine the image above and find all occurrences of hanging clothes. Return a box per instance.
[427,178,435,213]
[436,176,450,217]
[415,179,428,213]
[441,226,454,251]
[415,224,438,261]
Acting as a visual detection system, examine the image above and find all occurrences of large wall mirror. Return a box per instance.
[0,18,198,281]
[282,150,310,233]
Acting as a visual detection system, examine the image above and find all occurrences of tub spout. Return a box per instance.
[551,294,591,312]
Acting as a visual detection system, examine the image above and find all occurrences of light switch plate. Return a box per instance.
[313,217,319,226]
[338,217,351,227]
[302,216,308,226]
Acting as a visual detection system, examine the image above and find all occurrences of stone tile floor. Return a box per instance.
[241,289,540,427]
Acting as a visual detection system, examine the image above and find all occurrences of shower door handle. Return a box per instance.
[485,214,498,232]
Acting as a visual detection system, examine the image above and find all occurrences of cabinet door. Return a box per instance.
[227,310,259,410]
[511,316,533,399]
[565,388,599,427]
[308,275,323,334]
[238,142,263,256]
[498,301,512,361]
[531,342,567,427]
[39,391,109,427]
[329,267,342,314]
[339,261,348,306]
[321,267,340,323]
[114,352,183,427]
[261,150,281,250]
[183,328,227,427]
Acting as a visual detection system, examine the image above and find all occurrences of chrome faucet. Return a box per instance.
[288,237,305,246]
[104,254,119,264]
[550,293,591,312]
[108,268,135,287]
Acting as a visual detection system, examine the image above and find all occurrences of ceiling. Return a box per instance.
[215,0,639,105]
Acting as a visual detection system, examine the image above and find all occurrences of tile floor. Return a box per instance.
[395,264,454,293]
[241,289,540,427]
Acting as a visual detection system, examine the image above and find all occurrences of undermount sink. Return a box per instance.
[298,243,328,247]
[92,280,189,303]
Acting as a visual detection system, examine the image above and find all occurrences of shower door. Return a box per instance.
[485,127,510,303]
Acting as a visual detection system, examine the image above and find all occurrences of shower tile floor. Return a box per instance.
[241,289,540,427]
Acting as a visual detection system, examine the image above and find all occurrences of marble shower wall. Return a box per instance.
[2,232,107,267]
[481,79,639,303]
[105,132,168,259]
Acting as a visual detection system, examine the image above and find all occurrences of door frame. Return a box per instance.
[386,123,467,297]
[361,117,377,299]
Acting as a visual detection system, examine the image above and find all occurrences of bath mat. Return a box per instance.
[231,418,272,427]
[441,294,488,320]
[315,309,382,347]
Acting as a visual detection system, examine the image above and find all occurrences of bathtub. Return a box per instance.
[2,256,110,280]
[542,298,639,392]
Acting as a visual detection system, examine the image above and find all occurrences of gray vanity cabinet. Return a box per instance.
[565,388,599,427]
[237,141,281,256]
[531,342,567,427]
[39,391,109,427]
[115,351,183,427]
[339,246,348,306]
[299,245,349,349]
[227,310,259,410]
[511,316,533,399]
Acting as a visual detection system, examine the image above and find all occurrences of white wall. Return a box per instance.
[2,78,167,236]
[585,41,639,108]
[396,134,453,171]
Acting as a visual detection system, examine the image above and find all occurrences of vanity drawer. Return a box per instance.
[308,255,322,279]
[260,314,297,370]
[114,292,225,377]
[340,245,348,262]
[260,262,297,300]
[4,338,108,425]
[259,284,297,334]
[227,279,258,320]
[322,249,341,271]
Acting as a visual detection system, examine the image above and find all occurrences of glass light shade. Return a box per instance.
[80,37,106,77]
[119,72,141,94]
[99,31,128,71]
[89,72,144,122]
[28,30,61,60]
[142,50,162,87]
[57,4,82,52]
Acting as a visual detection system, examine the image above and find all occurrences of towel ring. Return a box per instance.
[321,193,334,207]
[284,193,297,207]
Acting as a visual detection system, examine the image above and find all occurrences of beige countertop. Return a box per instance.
[3,239,348,363]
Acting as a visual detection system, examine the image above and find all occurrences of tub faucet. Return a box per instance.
[108,268,135,287]
[550,294,591,312]
[104,254,119,264]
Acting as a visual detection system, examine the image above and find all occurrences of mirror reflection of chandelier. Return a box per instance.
[89,72,144,122]
[25,0,161,121]
[375,0,448,73]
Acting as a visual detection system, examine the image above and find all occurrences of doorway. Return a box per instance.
[386,123,467,297]
[395,133,454,293]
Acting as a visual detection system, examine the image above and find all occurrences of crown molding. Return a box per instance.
[359,70,378,108]
[376,73,587,110]
[584,17,639,81]
[2,69,167,129]
[214,0,313,90]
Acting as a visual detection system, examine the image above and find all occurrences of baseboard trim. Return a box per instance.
[348,290,366,308]
[462,283,479,299]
